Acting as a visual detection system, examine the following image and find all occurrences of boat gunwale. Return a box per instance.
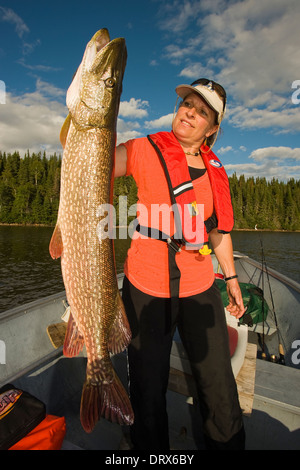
[0,290,67,323]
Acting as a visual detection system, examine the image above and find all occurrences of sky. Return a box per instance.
[0,0,299,181]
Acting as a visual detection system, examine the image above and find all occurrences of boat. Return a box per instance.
[0,252,299,450]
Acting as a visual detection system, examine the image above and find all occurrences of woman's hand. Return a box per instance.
[225,278,245,319]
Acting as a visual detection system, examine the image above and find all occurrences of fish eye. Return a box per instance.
[105,78,116,88]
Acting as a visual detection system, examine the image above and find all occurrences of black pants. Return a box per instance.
[122,276,245,450]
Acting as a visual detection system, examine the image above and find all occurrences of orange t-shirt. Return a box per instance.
[121,137,215,298]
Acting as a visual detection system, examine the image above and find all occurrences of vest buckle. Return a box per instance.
[167,237,182,253]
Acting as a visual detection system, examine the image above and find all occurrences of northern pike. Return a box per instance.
[49,29,133,433]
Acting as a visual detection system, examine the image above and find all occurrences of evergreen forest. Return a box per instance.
[0,150,299,230]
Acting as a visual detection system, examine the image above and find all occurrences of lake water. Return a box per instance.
[0,225,299,313]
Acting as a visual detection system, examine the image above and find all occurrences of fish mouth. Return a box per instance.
[87,29,127,76]
[66,29,127,127]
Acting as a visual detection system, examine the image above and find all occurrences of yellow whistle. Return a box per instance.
[190,201,199,216]
[199,244,212,256]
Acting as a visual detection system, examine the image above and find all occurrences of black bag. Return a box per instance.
[0,384,46,450]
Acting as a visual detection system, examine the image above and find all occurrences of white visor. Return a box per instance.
[175,82,225,124]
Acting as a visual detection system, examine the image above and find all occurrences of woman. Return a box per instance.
[115,79,246,450]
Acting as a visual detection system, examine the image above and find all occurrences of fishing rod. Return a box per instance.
[260,233,266,360]
[256,227,285,364]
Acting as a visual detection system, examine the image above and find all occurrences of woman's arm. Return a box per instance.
[114,144,128,177]
[209,229,245,319]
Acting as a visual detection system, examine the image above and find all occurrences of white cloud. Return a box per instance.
[249,147,300,161]
[224,146,300,180]
[158,0,201,33]
[117,118,143,144]
[218,146,233,154]
[119,98,149,119]
[179,63,214,80]
[144,113,174,129]
[17,57,61,73]
[0,82,66,155]
[0,6,29,38]
[0,7,39,57]
[163,44,195,64]
[35,79,66,100]
[227,104,300,132]
[117,129,143,145]
[225,162,300,180]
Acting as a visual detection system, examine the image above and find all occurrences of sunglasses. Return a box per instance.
[191,78,227,112]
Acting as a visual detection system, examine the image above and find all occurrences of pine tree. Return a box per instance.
[31,189,44,224]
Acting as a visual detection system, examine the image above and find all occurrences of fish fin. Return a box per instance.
[60,114,71,149]
[63,312,85,357]
[80,363,134,433]
[49,224,63,259]
[108,293,131,354]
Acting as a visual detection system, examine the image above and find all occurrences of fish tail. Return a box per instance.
[80,361,134,433]
[108,292,131,354]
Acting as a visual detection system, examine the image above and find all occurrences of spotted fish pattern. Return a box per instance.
[49,29,133,432]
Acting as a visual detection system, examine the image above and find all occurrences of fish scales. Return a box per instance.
[49,29,133,433]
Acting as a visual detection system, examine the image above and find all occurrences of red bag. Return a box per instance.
[9,415,66,450]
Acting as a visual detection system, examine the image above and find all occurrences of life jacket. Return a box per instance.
[146,131,234,245]
[136,130,234,305]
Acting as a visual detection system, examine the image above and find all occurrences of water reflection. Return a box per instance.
[0,226,64,312]
[231,231,300,283]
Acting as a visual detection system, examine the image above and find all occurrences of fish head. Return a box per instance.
[66,28,127,129]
